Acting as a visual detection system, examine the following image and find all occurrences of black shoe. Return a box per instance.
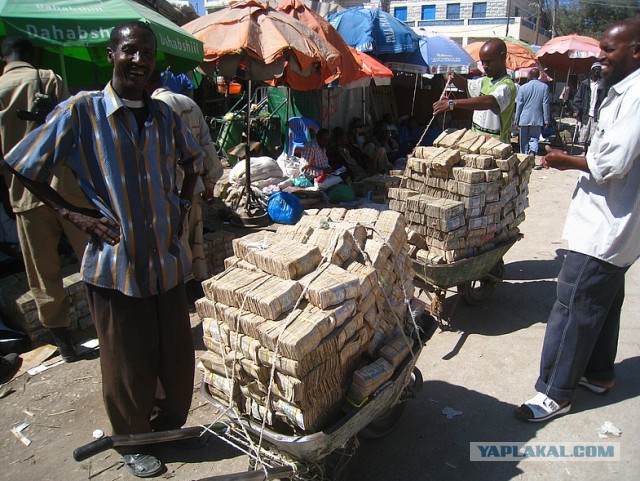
[0,353,21,381]
[49,327,79,363]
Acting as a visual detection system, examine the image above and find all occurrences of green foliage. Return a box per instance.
[552,0,640,39]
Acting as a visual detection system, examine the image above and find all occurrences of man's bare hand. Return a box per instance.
[65,211,120,248]
[433,99,450,116]
[542,145,589,172]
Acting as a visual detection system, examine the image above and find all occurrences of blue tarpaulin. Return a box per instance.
[327,7,420,55]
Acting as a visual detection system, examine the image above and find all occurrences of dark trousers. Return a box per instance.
[86,283,195,450]
[536,251,628,402]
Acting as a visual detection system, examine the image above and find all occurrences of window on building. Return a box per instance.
[394,6,407,22]
[472,2,487,18]
[422,5,436,20]
[446,3,460,20]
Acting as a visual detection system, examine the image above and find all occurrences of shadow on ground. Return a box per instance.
[347,357,640,481]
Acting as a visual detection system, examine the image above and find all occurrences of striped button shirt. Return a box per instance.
[4,82,204,298]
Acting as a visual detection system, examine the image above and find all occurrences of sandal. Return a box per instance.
[578,377,611,395]
[514,392,571,423]
[122,454,163,478]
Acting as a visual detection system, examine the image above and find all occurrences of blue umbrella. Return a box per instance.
[382,34,477,75]
[327,6,420,55]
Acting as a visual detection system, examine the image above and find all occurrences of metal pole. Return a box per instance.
[58,47,68,90]
[534,0,543,45]
[552,0,559,38]
[505,0,512,37]
[244,79,252,204]
[411,74,419,117]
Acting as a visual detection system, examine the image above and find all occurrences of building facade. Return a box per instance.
[389,0,550,45]
[202,0,550,46]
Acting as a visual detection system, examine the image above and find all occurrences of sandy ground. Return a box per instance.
[1,165,638,481]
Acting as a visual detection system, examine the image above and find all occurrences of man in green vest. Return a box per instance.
[433,38,517,143]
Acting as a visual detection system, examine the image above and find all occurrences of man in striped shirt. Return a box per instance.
[2,22,204,477]
[300,128,331,179]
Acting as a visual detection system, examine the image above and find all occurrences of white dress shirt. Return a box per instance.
[562,67,640,267]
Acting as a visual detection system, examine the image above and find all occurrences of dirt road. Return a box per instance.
[1,166,638,481]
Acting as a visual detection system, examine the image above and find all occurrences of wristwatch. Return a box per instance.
[179,198,192,212]
[448,99,455,111]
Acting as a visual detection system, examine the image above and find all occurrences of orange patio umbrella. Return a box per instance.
[349,47,393,83]
[535,34,601,75]
[275,0,367,87]
[182,0,342,91]
[183,0,344,226]
[465,40,537,71]
[348,47,394,120]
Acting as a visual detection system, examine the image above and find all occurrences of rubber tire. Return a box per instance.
[359,368,422,440]
[457,260,505,306]
[358,401,407,440]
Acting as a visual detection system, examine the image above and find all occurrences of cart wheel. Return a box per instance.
[359,368,422,440]
[457,260,505,305]
[359,400,406,441]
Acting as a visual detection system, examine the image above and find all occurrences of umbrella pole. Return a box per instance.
[411,74,419,117]
[362,86,366,122]
[231,79,269,227]
[245,79,252,197]
[559,67,571,119]
[58,47,68,90]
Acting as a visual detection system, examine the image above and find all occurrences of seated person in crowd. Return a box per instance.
[383,112,398,139]
[327,127,368,182]
[397,116,426,156]
[300,128,331,179]
[348,118,368,148]
[362,121,398,174]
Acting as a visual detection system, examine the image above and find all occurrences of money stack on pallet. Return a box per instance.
[202,230,236,275]
[195,208,422,433]
[6,272,92,341]
[388,128,533,263]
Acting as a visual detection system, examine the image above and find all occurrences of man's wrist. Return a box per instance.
[448,99,455,111]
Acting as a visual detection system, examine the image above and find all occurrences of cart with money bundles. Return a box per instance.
[74,207,438,480]
[388,128,534,317]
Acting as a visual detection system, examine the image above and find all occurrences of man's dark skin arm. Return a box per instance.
[433,71,500,116]
[2,163,120,247]
[541,145,589,172]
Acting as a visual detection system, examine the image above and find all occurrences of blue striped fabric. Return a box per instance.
[6,83,204,298]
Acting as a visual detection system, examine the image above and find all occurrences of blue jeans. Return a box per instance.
[535,251,628,402]
[519,125,542,155]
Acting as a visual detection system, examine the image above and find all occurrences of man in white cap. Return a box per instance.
[572,62,607,150]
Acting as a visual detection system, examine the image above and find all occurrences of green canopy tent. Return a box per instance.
[0,0,204,88]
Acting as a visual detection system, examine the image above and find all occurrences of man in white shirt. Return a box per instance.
[515,16,640,423]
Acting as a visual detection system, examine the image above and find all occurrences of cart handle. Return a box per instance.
[73,424,228,461]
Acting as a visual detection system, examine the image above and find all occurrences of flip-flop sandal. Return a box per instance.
[514,392,571,423]
[122,453,163,478]
[578,377,611,395]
